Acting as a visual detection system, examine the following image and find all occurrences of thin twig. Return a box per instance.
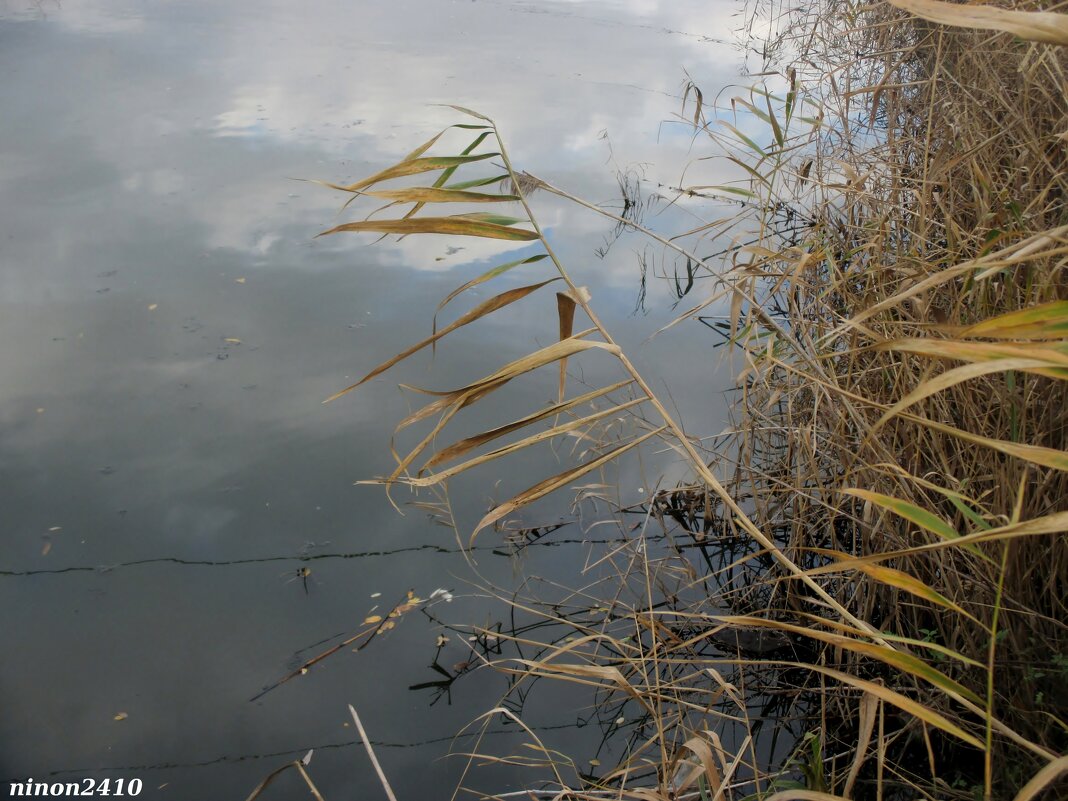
[349,703,400,801]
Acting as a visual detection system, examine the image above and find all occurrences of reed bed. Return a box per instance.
[705,0,1068,796]
[251,1,1068,799]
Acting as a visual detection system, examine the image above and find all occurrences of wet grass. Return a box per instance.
[251,1,1068,798]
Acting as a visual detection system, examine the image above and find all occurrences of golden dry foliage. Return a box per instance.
[290,4,1068,798]
[676,0,1068,796]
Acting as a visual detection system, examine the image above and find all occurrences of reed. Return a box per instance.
[251,2,1068,798]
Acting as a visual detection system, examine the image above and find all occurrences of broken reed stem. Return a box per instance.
[244,759,326,801]
[349,703,400,801]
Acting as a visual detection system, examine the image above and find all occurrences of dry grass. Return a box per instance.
[582,0,1068,796]
[697,0,1068,796]
[249,2,1068,800]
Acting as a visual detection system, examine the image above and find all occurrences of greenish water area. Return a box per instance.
[0,1,760,796]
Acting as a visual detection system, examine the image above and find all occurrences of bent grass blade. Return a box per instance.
[323,278,562,403]
[406,398,647,487]
[438,254,549,313]
[318,215,539,241]
[715,615,982,705]
[471,426,667,543]
[888,0,1068,45]
[357,186,520,204]
[420,379,634,471]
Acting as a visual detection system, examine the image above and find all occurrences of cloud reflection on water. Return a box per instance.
[0,0,746,796]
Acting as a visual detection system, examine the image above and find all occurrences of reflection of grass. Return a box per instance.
[246,2,1067,798]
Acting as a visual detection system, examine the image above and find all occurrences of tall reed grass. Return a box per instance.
[253,1,1068,799]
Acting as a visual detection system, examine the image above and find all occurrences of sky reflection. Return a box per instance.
[0,0,749,796]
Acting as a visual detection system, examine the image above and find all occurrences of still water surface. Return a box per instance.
[0,1,751,796]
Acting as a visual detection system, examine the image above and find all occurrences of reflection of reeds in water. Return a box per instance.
[247,3,1068,797]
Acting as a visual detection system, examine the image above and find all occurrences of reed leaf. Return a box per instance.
[402,124,489,162]
[718,120,768,157]
[392,334,609,432]
[421,380,634,471]
[377,334,614,484]
[318,215,538,241]
[472,426,667,541]
[1012,755,1068,801]
[341,152,500,194]
[717,616,982,705]
[843,489,961,542]
[898,413,1068,471]
[438,254,548,312]
[511,660,652,711]
[888,0,1068,45]
[879,338,1068,380]
[396,131,497,221]
[323,278,562,403]
[804,550,978,620]
[357,187,520,204]
[556,286,590,403]
[770,662,985,749]
[960,300,1068,340]
[445,174,510,191]
[406,398,647,487]
[866,358,1062,441]
[809,511,1068,564]
[872,464,994,530]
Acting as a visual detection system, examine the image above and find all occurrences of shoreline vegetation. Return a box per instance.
[253,0,1067,798]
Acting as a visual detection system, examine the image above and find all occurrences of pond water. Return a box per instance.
[0,1,757,797]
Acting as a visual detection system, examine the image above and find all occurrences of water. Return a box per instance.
[0,1,750,796]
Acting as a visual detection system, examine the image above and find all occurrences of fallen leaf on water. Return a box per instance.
[436,635,449,647]
[589,759,600,767]
[370,592,381,598]
[148,304,158,311]
[36,408,44,414]
[41,542,51,556]
[363,615,382,624]
[49,526,62,532]
[234,277,247,284]
[381,620,395,631]
[224,338,242,344]
[113,712,128,721]
[392,600,420,616]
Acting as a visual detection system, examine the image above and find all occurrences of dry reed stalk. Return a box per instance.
[287,2,1068,797]
[671,0,1068,796]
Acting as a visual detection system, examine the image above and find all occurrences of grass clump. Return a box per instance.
[705,0,1068,795]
